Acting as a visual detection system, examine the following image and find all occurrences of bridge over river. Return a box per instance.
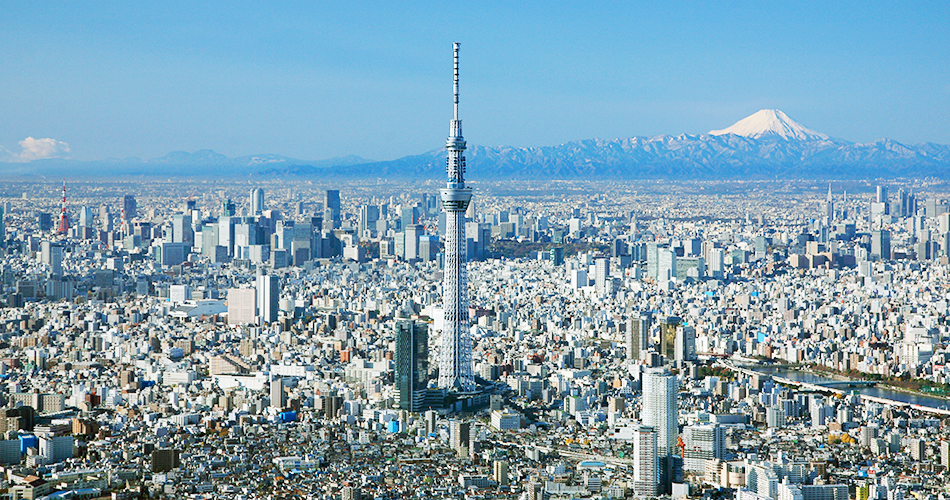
[717,360,950,416]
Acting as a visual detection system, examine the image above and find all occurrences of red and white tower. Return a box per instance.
[56,180,70,235]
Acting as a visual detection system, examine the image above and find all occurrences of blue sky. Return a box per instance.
[2,2,948,161]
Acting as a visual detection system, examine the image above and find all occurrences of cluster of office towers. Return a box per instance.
[105,188,348,270]
[865,185,950,261]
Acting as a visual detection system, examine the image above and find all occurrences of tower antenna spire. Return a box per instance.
[453,42,460,121]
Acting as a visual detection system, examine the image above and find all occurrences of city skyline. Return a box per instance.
[3,173,950,497]
[2,3,949,163]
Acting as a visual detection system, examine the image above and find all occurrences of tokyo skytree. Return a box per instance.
[438,42,475,392]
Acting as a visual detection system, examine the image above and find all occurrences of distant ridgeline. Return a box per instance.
[5,110,949,180]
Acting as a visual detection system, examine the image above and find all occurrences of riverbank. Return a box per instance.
[719,360,950,414]
[805,364,950,403]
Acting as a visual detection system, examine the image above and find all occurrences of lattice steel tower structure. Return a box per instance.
[438,42,475,391]
[56,181,70,235]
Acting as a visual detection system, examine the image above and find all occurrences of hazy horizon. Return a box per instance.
[3,3,949,163]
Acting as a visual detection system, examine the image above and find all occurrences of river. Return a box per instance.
[753,366,950,410]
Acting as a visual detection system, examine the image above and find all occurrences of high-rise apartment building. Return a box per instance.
[642,367,678,457]
[632,425,658,498]
[643,365,681,494]
[493,460,509,486]
[526,481,546,500]
[341,487,362,500]
[682,424,724,473]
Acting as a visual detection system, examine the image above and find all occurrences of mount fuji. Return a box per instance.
[709,109,830,141]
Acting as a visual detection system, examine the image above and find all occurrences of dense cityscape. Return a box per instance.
[1,173,950,500]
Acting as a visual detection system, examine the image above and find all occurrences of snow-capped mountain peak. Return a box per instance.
[709,109,829,141]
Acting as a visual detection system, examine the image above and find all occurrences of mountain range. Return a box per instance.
[6,110,950,180]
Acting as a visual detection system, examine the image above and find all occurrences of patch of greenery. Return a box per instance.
[697,365,734,380]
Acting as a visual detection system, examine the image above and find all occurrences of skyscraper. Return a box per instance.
[37,212,53,232]
[626,312,651,362]
[123,194,136,222]
[171,214,194,245]
[324,190,341,230]
[674,325,697,364]
[99,205,112,232]
[823,184,834,221]
[657,248,677,281]
[41,241,64,277]
[395,320,429,412]
[250,187,264,216]
[227,288,257,325]
[79,206,94,228]
[550,247,564,266]
[404,224,423,261]
[358,205,380,239]
[659,316,681,360]
[594,257,609,292]
[438,43,475,392]
[270,377,285,409]
[871,230,891,261]
[257,272,279,324]
[450,420,470,454]
[221,199,236,217]
[876,185,888,204]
